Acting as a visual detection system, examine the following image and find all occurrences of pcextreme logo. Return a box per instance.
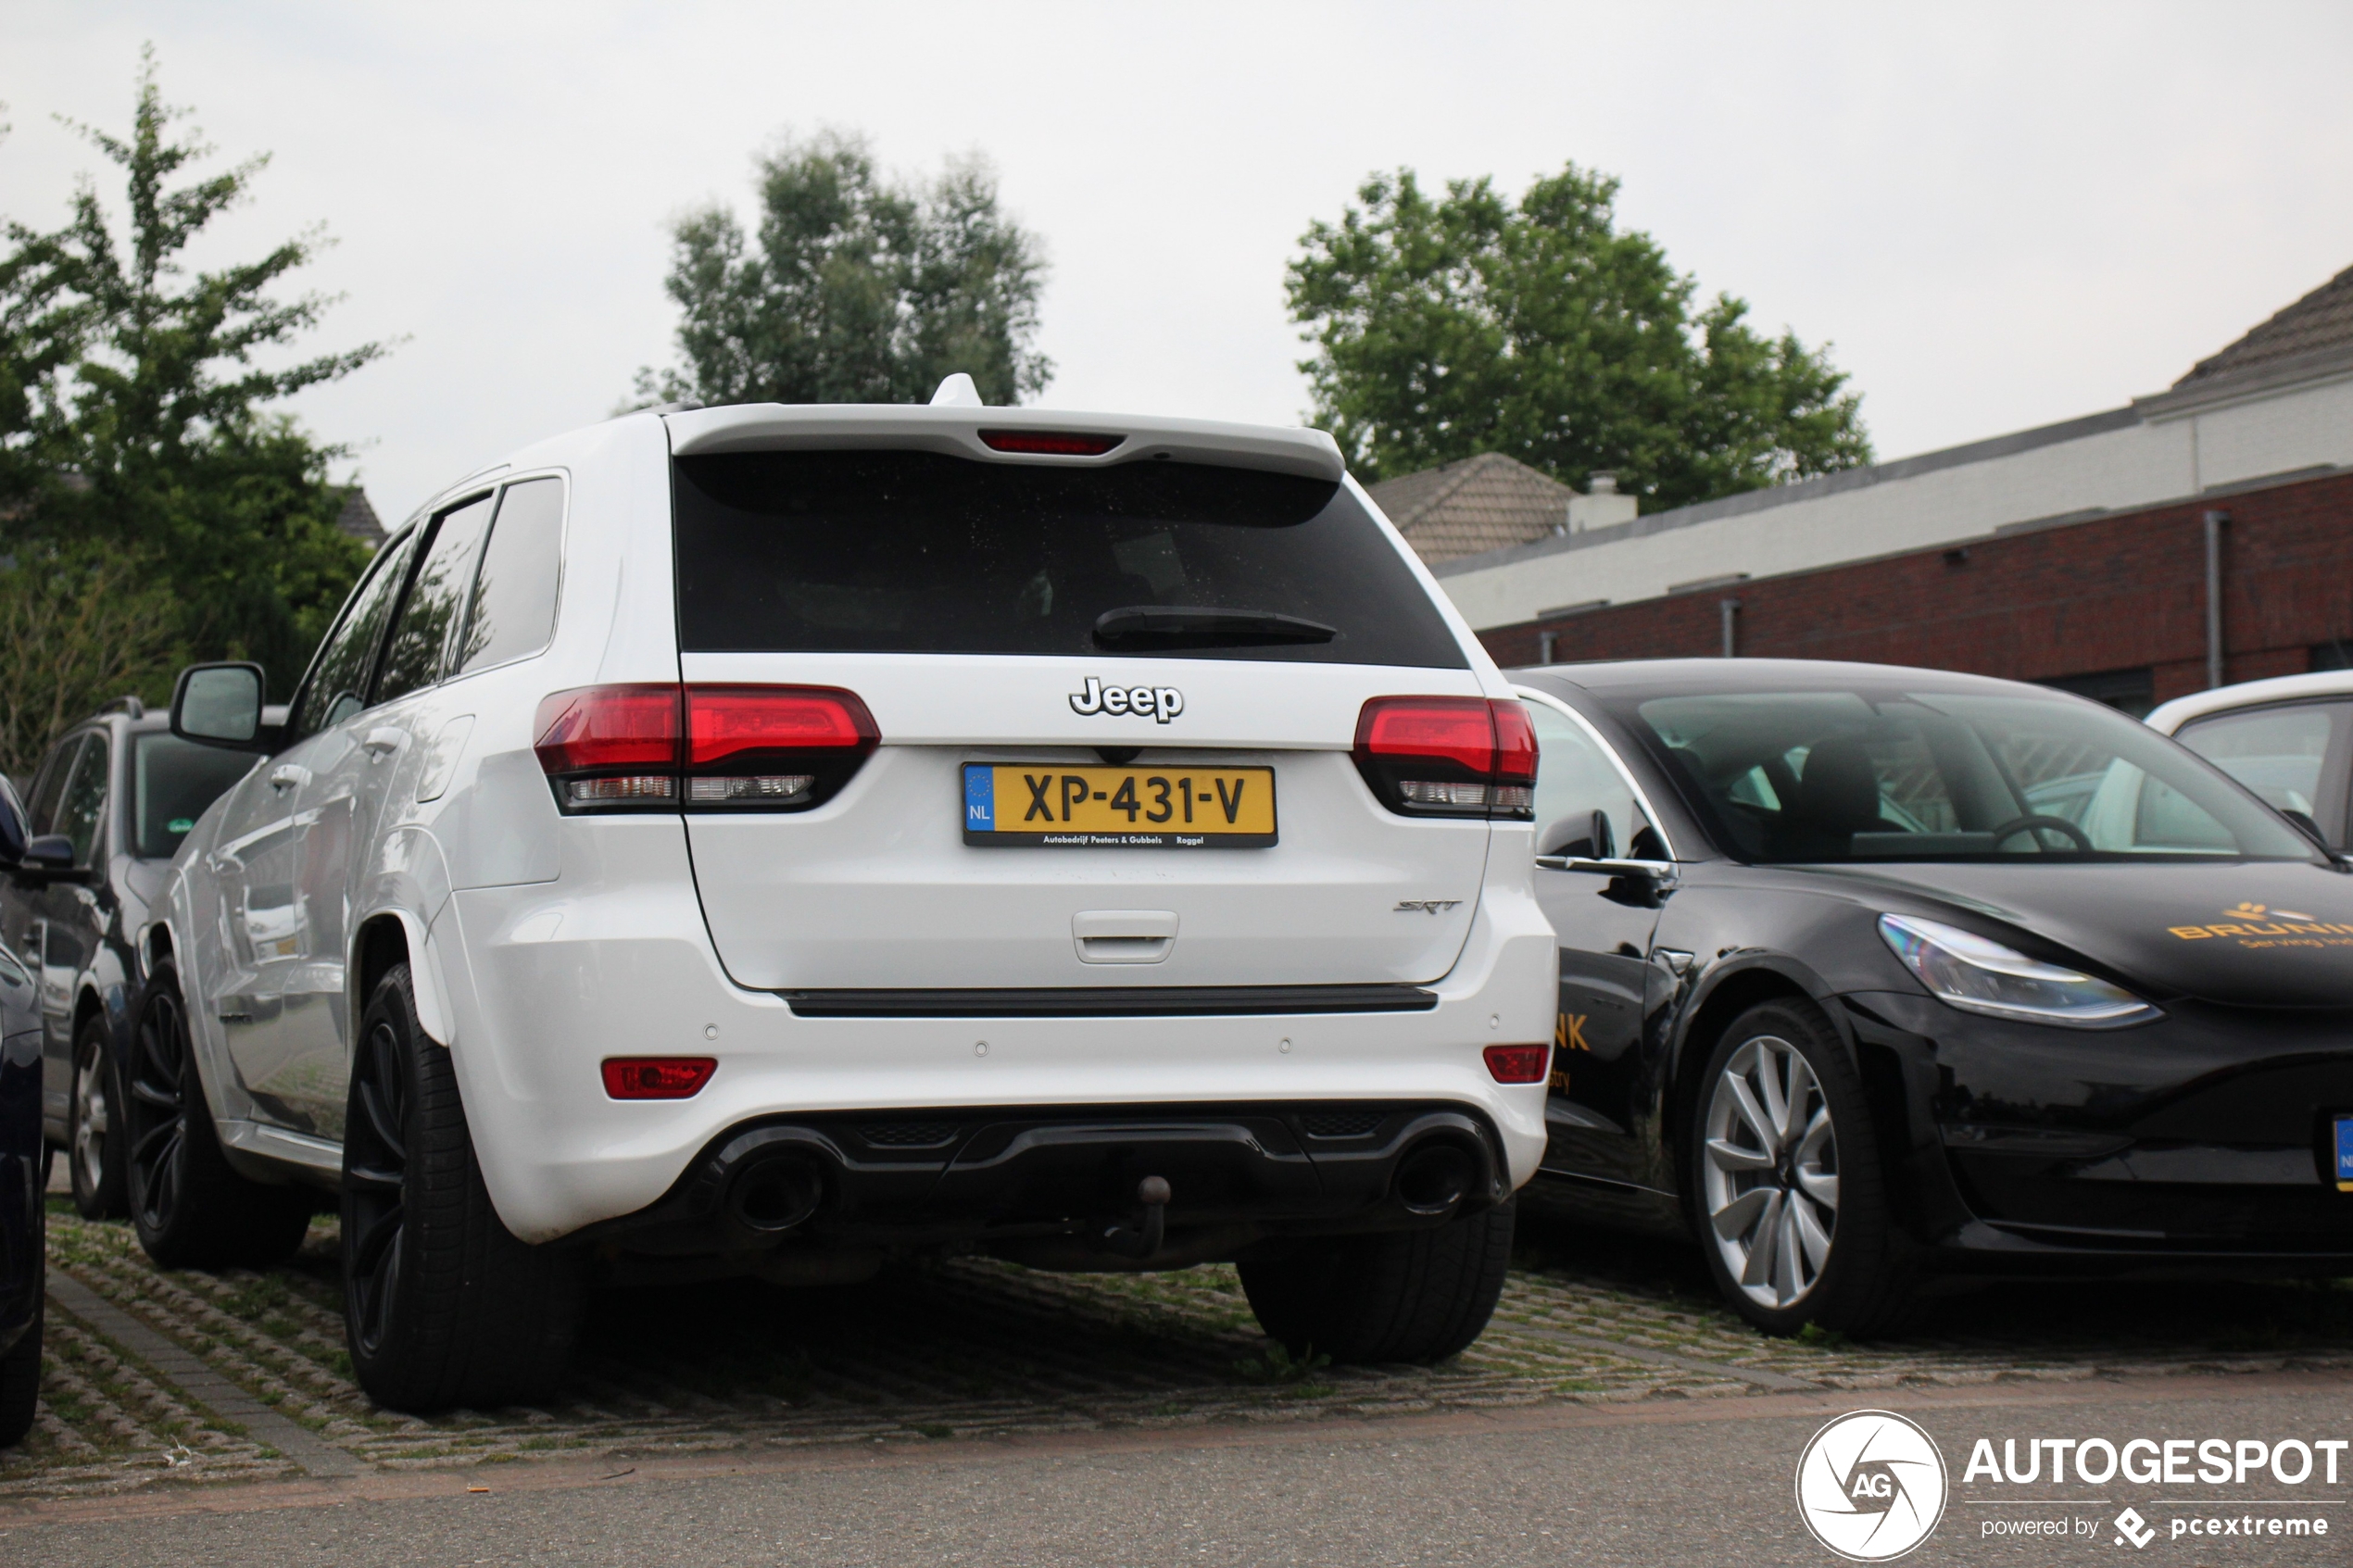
[1795,1410,1948,1562]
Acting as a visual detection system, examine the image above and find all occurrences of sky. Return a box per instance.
[6,2,2352,521]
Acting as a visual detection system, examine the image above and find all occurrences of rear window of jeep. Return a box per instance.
[670,450,1466,668]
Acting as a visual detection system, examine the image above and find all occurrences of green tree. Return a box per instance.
[1287,164,1871,508]
[1,49,384,709]
[635,131,1051,408]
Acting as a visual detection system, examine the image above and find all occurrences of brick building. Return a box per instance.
[1412,264,2353,715]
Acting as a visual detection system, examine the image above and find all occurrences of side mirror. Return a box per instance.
[172,662,270,750]
[0,779,24,868]
[2281,808,2331,854]
[1541,808,1616,860]
[20,834,75,873]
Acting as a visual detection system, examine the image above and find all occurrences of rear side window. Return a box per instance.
[53,733,109,866]
[457,477,564,675]
[132,733,258,859]
[377,493,496,704]
[672,451,1467,667]
[26,735,83,836]
[2173,703,2337,824]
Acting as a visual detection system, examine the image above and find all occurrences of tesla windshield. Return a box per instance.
[1620,687,2319,863]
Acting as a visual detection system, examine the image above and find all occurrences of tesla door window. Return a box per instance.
[51,734,108,866]
[1526,704,1660,859]
[457,477,563,675]
[132,734,260,859]
[377,493,497,703]
[289,530,417,742]
[2172,705,2334,822]
[1628,688,2315,863]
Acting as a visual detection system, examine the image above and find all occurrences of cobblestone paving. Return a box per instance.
[8,1198,2352,1499]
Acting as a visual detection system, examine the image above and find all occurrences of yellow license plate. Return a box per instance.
[963,764,1277,847]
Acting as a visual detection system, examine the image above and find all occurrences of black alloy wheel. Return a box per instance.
[1239,1197,1516,1364]
[340,963,580,1412]
[0,1300,38,1449]
[1685,999,1913,1338]
[69,1016,129,1220]
[123,962,311,1270]
[341,1003,409,1363]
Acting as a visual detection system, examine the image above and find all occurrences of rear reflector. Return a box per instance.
[1353,696,1540,821]
[978,429,1125,456]
[601,1057,717,1099]
[1483,1044,1550,1084]
[535,684,877,813]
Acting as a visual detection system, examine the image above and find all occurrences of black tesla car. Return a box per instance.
[0,699,261,1220]
[1513,659,2353,1336]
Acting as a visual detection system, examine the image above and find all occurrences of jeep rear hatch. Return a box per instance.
[640,430,1510,996]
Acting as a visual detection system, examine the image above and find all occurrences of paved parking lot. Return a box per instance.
[10,1184,2353,1503]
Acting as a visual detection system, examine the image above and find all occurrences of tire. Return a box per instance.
[123,961,314,1270]
[69,1015,129,1220]
[1685,999,1912,1337]
[343,963,580,1412]
[0,1299,39,1449]
[1239,1198,1515,1364]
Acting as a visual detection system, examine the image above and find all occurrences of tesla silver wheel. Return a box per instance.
[73,1043,111,1195]
[1701,1034,1839,1310]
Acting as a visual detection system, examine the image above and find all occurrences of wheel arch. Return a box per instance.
[1662,957,1855,1181]
[350,909,453,1048]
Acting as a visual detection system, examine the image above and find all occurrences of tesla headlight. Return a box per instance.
[1876,913,2159,1029]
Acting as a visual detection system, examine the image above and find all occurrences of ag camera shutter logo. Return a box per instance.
[1795,1410,1948,1561]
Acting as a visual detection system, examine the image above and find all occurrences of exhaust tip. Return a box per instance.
[730,1158,825,1234]
[1394,1142,1476,1217]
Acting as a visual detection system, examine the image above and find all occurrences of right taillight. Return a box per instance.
[1353,696,1538,821]
[534,684,878,813]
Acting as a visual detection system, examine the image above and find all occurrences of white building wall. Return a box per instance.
[1431,366,2353,633]
[2181,373,2353,491]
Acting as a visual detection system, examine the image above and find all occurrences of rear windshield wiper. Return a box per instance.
[1093,605,1338,649]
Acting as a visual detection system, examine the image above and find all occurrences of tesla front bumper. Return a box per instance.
[1842,990,2353,1272]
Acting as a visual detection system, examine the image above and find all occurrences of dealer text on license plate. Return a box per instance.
[963,763,1277,848]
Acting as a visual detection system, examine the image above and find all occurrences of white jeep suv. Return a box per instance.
[132,394,1555,1411]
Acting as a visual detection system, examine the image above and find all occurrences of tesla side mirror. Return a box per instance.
[2280,808,2330,854]
[1541,808,1616,860]
[172,662,270,749]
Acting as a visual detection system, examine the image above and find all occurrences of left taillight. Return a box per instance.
[534,684,878,813]
[1353,696,1538,821]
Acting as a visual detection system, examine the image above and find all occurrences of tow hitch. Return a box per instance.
[1099,1175,1172,1259]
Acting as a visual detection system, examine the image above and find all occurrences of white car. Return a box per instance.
[130,389,1556,1411]
[2147,671,2353,854]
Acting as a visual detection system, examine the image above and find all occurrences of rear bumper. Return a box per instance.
[580,1100,1512,1269]
[430,822,1556,1243]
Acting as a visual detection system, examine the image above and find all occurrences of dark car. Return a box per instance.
[0,775,44,1445]
[1514,659,2353,1336]
[0,699,260,1219]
